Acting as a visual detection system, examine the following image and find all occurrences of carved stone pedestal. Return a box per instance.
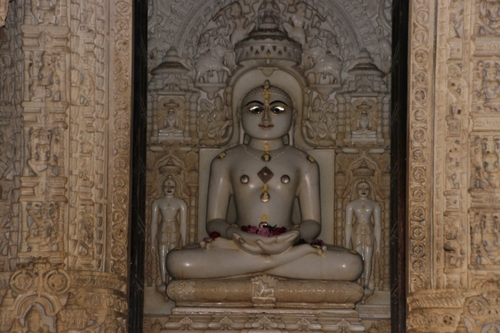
[159,276,366,333]
[162,307,366,333]
[167,276,363,309]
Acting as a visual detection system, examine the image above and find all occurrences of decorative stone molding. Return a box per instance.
[167,276,363,308]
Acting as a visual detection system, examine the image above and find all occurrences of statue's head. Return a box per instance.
[356,181,371,198]
[241,80,293,141]
[296,2,307,12]
[26,306,42,331]
[163,177,176,196]
[230,2,242,15]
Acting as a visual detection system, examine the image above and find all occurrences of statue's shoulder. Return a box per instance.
[287,146,318,166]
[211,145,243,165]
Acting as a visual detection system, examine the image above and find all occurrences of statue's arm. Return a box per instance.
[297,159,321,242]
[374,203,382,254]
[179,200,188,247]
[151,201,158,251]
[345,203,353,249]
[206,156,233,237]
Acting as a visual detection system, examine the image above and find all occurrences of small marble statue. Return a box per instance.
[167,80,363,281]
[151,177,188,292]
[345,181,381,290]
[159,100,184,137]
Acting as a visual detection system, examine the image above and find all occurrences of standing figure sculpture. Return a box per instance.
[345,181,381,290]
[167,80,363,281]
[151,177,188,293]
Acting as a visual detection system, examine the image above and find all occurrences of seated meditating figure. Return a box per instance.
[167,80,363,281]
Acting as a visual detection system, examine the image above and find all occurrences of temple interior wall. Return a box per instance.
[0,0,497,332]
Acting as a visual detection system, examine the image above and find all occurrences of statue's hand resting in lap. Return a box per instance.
[231,229,300,255]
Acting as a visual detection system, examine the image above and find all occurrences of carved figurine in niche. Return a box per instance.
[215,1,255,46]
[351,102,377,142]
[257,0,281,22]
[449,0,464,38]
[32,0,58,25]
[209,95,231,141]
[304,33,342,85]
[443,216,464,268]
[482,138,500,188]
[195,29,232,84]
[0,129,14,182]
[470,136,488,189]
[283,2,309,46]
[0,206,10,255]
[198,95,232,144]
[1,55,15,105]
[27,127,51,176]
[24,306,50,333]
[470,213,491,265]
[26,202,59,251]
[31,51,55,101]
[482,214,500,262]
[197,99,212,140]
[159,99,184,138]
[345,181,381,290]
[479,62,500,112]
[446,147,460,189]
[151,176,188,293]
[446,148,460,189]
[74,207,95,260]
[167,80,363,280]
[304,95,329,141]
[478,0,500,35]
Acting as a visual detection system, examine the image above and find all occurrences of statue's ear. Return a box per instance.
[237,108,245,144]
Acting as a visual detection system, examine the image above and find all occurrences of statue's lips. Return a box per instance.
[259,124,274,129]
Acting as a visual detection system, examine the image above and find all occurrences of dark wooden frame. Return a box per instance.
[390,0,409,331]
[128,0,148,331]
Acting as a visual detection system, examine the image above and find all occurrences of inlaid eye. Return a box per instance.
[271,106,286,114]
[248,105,263,114]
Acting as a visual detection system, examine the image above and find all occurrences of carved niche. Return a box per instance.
[145,0,391,330]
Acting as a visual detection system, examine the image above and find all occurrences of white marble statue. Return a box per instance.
[166,80,363,281]
[345,181,381,290]
[151,177,188,292]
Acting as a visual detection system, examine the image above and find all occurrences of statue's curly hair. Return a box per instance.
[242,80,293,107]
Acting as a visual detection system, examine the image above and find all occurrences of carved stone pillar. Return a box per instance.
[407,0,500,331]
[0,0,133,331]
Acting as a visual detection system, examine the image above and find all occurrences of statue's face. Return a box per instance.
[163,179,176,196]
[241,89,292,141]
[357,182,370,198]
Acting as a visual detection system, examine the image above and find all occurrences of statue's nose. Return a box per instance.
[261,107,271,125]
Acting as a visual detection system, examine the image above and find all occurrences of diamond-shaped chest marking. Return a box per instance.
[257,166,274,184]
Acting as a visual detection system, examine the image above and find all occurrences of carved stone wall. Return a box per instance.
[407,0,500,332]
[0,0,133,331]
[5,1,498,332]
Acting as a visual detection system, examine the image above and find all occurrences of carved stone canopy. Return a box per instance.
[235,11,302,65]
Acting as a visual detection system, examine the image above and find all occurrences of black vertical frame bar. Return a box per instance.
[128,0,148,331]
[390,0,408,332]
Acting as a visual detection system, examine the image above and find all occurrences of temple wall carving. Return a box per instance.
[0,0,133,331]
[407,0,500,332]
[1,0,498,332]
